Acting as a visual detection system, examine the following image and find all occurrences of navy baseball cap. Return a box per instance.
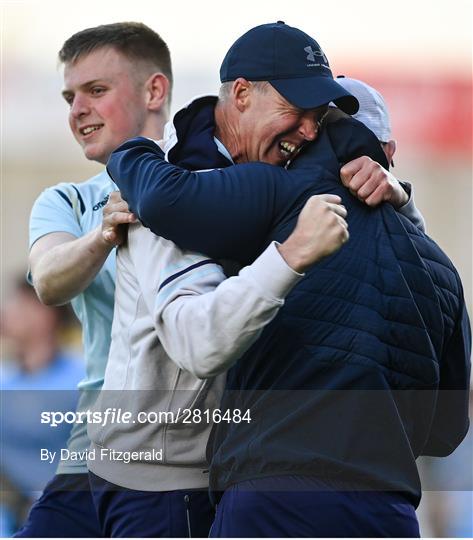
[220,21,359,115]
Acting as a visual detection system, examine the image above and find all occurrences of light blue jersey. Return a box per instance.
[29,170,116,473]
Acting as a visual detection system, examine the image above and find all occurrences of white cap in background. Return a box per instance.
[333,76,392,142]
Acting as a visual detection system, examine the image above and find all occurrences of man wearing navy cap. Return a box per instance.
[103,22,469,537]
[205,21,359,172]
[213,22,414,211]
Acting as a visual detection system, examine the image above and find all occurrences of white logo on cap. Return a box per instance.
[304,46,328,64]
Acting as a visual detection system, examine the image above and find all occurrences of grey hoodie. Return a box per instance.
[88,223,302,491]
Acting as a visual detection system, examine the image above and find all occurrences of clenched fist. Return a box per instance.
[340,156,408,208]
[102,191,137,246]
[278,194,349,273]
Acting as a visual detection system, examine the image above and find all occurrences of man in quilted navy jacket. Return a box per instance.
[107,23,471,538]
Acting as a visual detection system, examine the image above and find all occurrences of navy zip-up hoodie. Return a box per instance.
[107,98,470,506]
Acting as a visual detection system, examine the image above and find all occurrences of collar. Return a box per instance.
[163,95,233,170]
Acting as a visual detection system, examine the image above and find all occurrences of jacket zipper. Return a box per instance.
[184,494,192,537]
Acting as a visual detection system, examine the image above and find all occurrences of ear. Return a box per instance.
[383,139,396,165]
[231,78,252,112]
[145,73,170,112]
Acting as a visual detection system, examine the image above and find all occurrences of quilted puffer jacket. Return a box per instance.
[208,114,471,506]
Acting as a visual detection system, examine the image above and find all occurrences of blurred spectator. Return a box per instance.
[0,278,84,536]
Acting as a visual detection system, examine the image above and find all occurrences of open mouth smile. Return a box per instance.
[279,140,298,159]
[79,124,103,136]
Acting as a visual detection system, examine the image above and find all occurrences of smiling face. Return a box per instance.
[238,82,327,166]
[62,47,151,164]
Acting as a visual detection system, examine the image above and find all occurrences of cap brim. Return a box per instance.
[270,76,359,115]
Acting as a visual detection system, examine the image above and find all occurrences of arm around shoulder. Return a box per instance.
[107,138,290,263]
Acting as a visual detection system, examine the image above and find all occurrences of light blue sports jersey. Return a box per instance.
[29,170,117,474]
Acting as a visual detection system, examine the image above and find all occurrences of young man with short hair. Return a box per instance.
[19,22,172,537]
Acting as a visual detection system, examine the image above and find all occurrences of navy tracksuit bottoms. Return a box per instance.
[210,475,420,538]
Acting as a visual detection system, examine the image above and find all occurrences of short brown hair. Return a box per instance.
[58,22,173,89]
